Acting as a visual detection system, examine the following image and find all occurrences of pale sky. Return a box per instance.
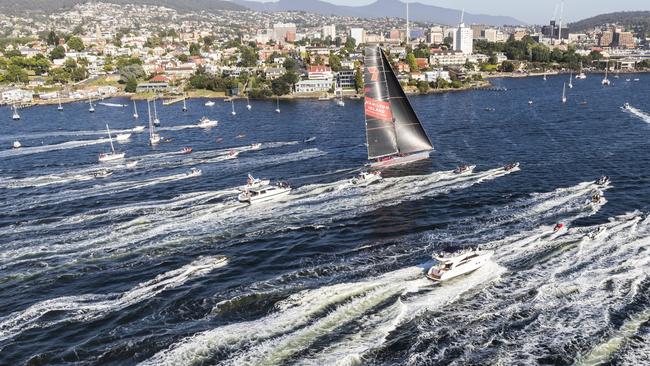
[251,0,650,24]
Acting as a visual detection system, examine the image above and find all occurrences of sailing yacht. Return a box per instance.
[246,96,252,110]
[152,97,160,126]
[568,72,573,88]
[602,61,611,85]
[88,96,95,113]
[562,82,567,103]
[363,46,434,169]
[231,99,236,116]
[57,93,63,111]
[576,61,587,79]
[182,95,188,112]
[147,100,161,145]
[335,87,345,107]
[132,100,139,118]
[275,96,281,113]
[543,69,547,81]
[98,124,125,162]
[11,105,20,120]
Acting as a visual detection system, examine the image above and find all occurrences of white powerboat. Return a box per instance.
[504,162,520,171]
[197,117,218,128]
[250,143,262,150]
[426,248,492,281]
[99,124,125,162]
[133,125,145,132]
[549,223,568,240]
[622,103,631,110]
[12,140,21,149]
[303,137,316,143]
[238,182,291,203]
[453,165,474,174]
[350,171,382,185]
[205,100,215,107]
[587,226,607,240]
[239,174,270,191]
[595,176,610,186]
[187,168,202,177]
[93,169,113,178]
[588,192,605,205]
[115,133,131,141]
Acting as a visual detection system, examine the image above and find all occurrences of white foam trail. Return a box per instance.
[0,128,142,143]
[622,105,650,124]
[0,256,227,343]
[0,137,111,158]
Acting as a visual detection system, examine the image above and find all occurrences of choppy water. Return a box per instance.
[1,74,649,365]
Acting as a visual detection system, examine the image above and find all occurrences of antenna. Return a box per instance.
[406,1,409,46]
[558,0,564,43]
[460,8,465,24]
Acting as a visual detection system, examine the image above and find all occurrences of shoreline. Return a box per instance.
[484,69,650,79]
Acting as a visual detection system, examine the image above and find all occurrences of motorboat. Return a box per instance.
[93,169,113,178]
[99,102,127,107]
[239,173,270,191]
[336,98,345,107]
[205,100,215,107]
[162,137,173,143]
[224,150,239,159]
[250,143,262,150]
[115,133,131,142]
[215,137,223,143]
[589,192,605,205]
[238,182,291,203]
[626,78,631,82]
[454,165,474,174]
[197,117,218,128]
[528,100,533,105]
[126,161,139,169]
[187,168,202,177]
[132,125,145,132]
[621,103,631,110]
[99,124,125,162]
[587,226,607,240]
[12,140,21,149]
[595,176,610,186]
[426,248,492,281]
[484,107,495,112]
[634,78,640,82]
[303,137,316,143]
[181,147,193,154]
[236,134,246,139]
[504,162,520,171]
[552,223,568,238]
[350,171,382,185]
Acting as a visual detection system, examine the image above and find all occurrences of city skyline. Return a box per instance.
[240,0,650,24]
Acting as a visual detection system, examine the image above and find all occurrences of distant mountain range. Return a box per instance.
[232,0,526,26]
[568,11,650,33]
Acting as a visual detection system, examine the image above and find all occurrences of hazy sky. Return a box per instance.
[252,0,650,24]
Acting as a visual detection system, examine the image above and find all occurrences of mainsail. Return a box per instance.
[363,46,433,160]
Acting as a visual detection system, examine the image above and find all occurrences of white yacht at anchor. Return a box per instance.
[239,174,270,191]
[426,248,492,281]
[238,182,291,203]
[349,171,382,185]
[197,117,218,128]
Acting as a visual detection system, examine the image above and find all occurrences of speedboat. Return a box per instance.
[238,182,291,203]
[454,165,473,174]
[99,151,125,162]
[115,133,131,141]
[162,137,173,143]
[626,78,631,82]
[197,117,218,128]
[250,143,262,150]
[93,169,113,178]
[239,174,270,191]
[205,101,215,107]
[236,134,246,139]
[224,150,239,160]
[528,100,533,105]
[336,99,345,107]
[304,137,316,143]
[587,226,607,240]
[551,223,568,239]
[215,137,223,143]
[181,147,193,154]
[588,192,605,205]
[426,248,492,281]
[504,162,520,171]
[595,176,609,186]
[621,103,631,110]
[187,168,202,177]
[484,107,495,112]
[133,126,145,132]
[12,140,21,149]
[634,78,640,82]
[350,171,382,185]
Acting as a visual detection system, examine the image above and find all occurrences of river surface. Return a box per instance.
[1,74,649,365]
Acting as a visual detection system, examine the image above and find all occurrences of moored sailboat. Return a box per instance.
[147,100,161,146]
[133,100,139,119]
[602,61,611,85]
[562,82,567,103]
[57,93,63,111]
[275,96,281,113]
[363,46,434,169]
[98,124,125,162]
[11,105,20,120]
[152,96,160,126]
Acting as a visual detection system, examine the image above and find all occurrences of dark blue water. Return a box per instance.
[1,74,649,366]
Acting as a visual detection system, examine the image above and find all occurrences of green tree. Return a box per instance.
[46,30,59,46]
[5,64,28,83]
[125,78,138,92]
[283,57,297,72]
[119,64,145,82]
[344,37,356,52]
[329,51,342,71]
[501,61,515,72]
[436,77,449,88]
[67,36,84,52]
[238,46,258,67]
[417,80,429,93]
[189,43,201,56]
[178,53,189,62]
[354,66,363,92]
[406,53,418,71]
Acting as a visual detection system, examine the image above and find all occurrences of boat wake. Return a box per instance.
[0,256,227,345]
[622,104,650,124]
[0,137,111,158]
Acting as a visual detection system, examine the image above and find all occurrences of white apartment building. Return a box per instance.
[350,28,365,45]
[322,24,336,40]
[454,23,473,54]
